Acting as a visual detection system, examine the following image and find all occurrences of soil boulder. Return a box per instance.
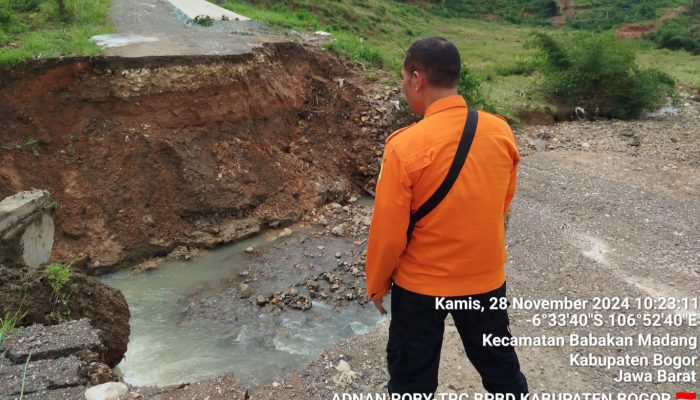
[0,265,130,367]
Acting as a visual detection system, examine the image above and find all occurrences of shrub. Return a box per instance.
[458,66,496,113]
[648,14,700,54]
[2,0,42,13]
[45,262,72,323]
[193,15,214,27]
[528,32,676,119]
[0,8,16,30]
[46,262,71,293]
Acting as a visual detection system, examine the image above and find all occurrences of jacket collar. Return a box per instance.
[423,95,467,119]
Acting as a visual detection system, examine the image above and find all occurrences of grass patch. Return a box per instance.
[328,32,400,70]
[0,0,113,66]
[634,40,700,87]
[0,310,26,349]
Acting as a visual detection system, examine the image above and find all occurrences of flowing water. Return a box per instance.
[102,228,387,389]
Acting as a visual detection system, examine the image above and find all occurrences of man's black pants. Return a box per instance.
[387,283,528,396]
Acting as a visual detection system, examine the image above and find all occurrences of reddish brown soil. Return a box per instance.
[0,43,387,273]
[550,0,574,27]
[517,108,557,125]
[616,6,685,39]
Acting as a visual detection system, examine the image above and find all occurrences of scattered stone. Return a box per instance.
[142,214,155,226]
[279,228,293,238]
[306,280,320,290]
[84,382,128,400]
[239,284,254,299]
[141,373,247,399]
[86,361,118,385]
[245,246,255,253]
[335,252,342,258]
[290,296,312,311]
[166,245,199,261]
[331,224,346,236]
[256,295,268,306]
[332,359,357,386]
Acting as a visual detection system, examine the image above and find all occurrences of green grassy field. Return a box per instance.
[0,0,112,66]
[220,0,699,121]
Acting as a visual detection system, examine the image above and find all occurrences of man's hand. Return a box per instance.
[373,296,387,315]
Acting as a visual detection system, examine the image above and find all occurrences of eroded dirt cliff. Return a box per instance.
[0,42,396,273]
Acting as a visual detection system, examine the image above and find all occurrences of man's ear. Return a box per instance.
[412,70,423,92]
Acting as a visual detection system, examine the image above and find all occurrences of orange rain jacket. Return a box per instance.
[365,95,520,301]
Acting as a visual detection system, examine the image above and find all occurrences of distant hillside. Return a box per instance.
[219,0,691,30]
[220,0,699,122]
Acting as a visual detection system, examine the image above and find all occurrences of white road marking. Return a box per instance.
[166,0,250,21]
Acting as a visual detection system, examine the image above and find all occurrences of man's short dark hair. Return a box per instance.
[403,36,461,88]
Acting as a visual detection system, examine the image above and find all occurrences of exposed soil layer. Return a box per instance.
[0,265,130,367]
[0,42,393,273]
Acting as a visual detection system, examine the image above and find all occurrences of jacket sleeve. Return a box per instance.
[504,144,520,216]
[365,141,412,301]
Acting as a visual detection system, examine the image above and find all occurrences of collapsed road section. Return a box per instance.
[0,42,401,274]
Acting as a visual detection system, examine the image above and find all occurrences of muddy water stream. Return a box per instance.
[102,226,386,389]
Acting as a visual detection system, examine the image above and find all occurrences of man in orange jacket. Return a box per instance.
[365,37,528,395]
